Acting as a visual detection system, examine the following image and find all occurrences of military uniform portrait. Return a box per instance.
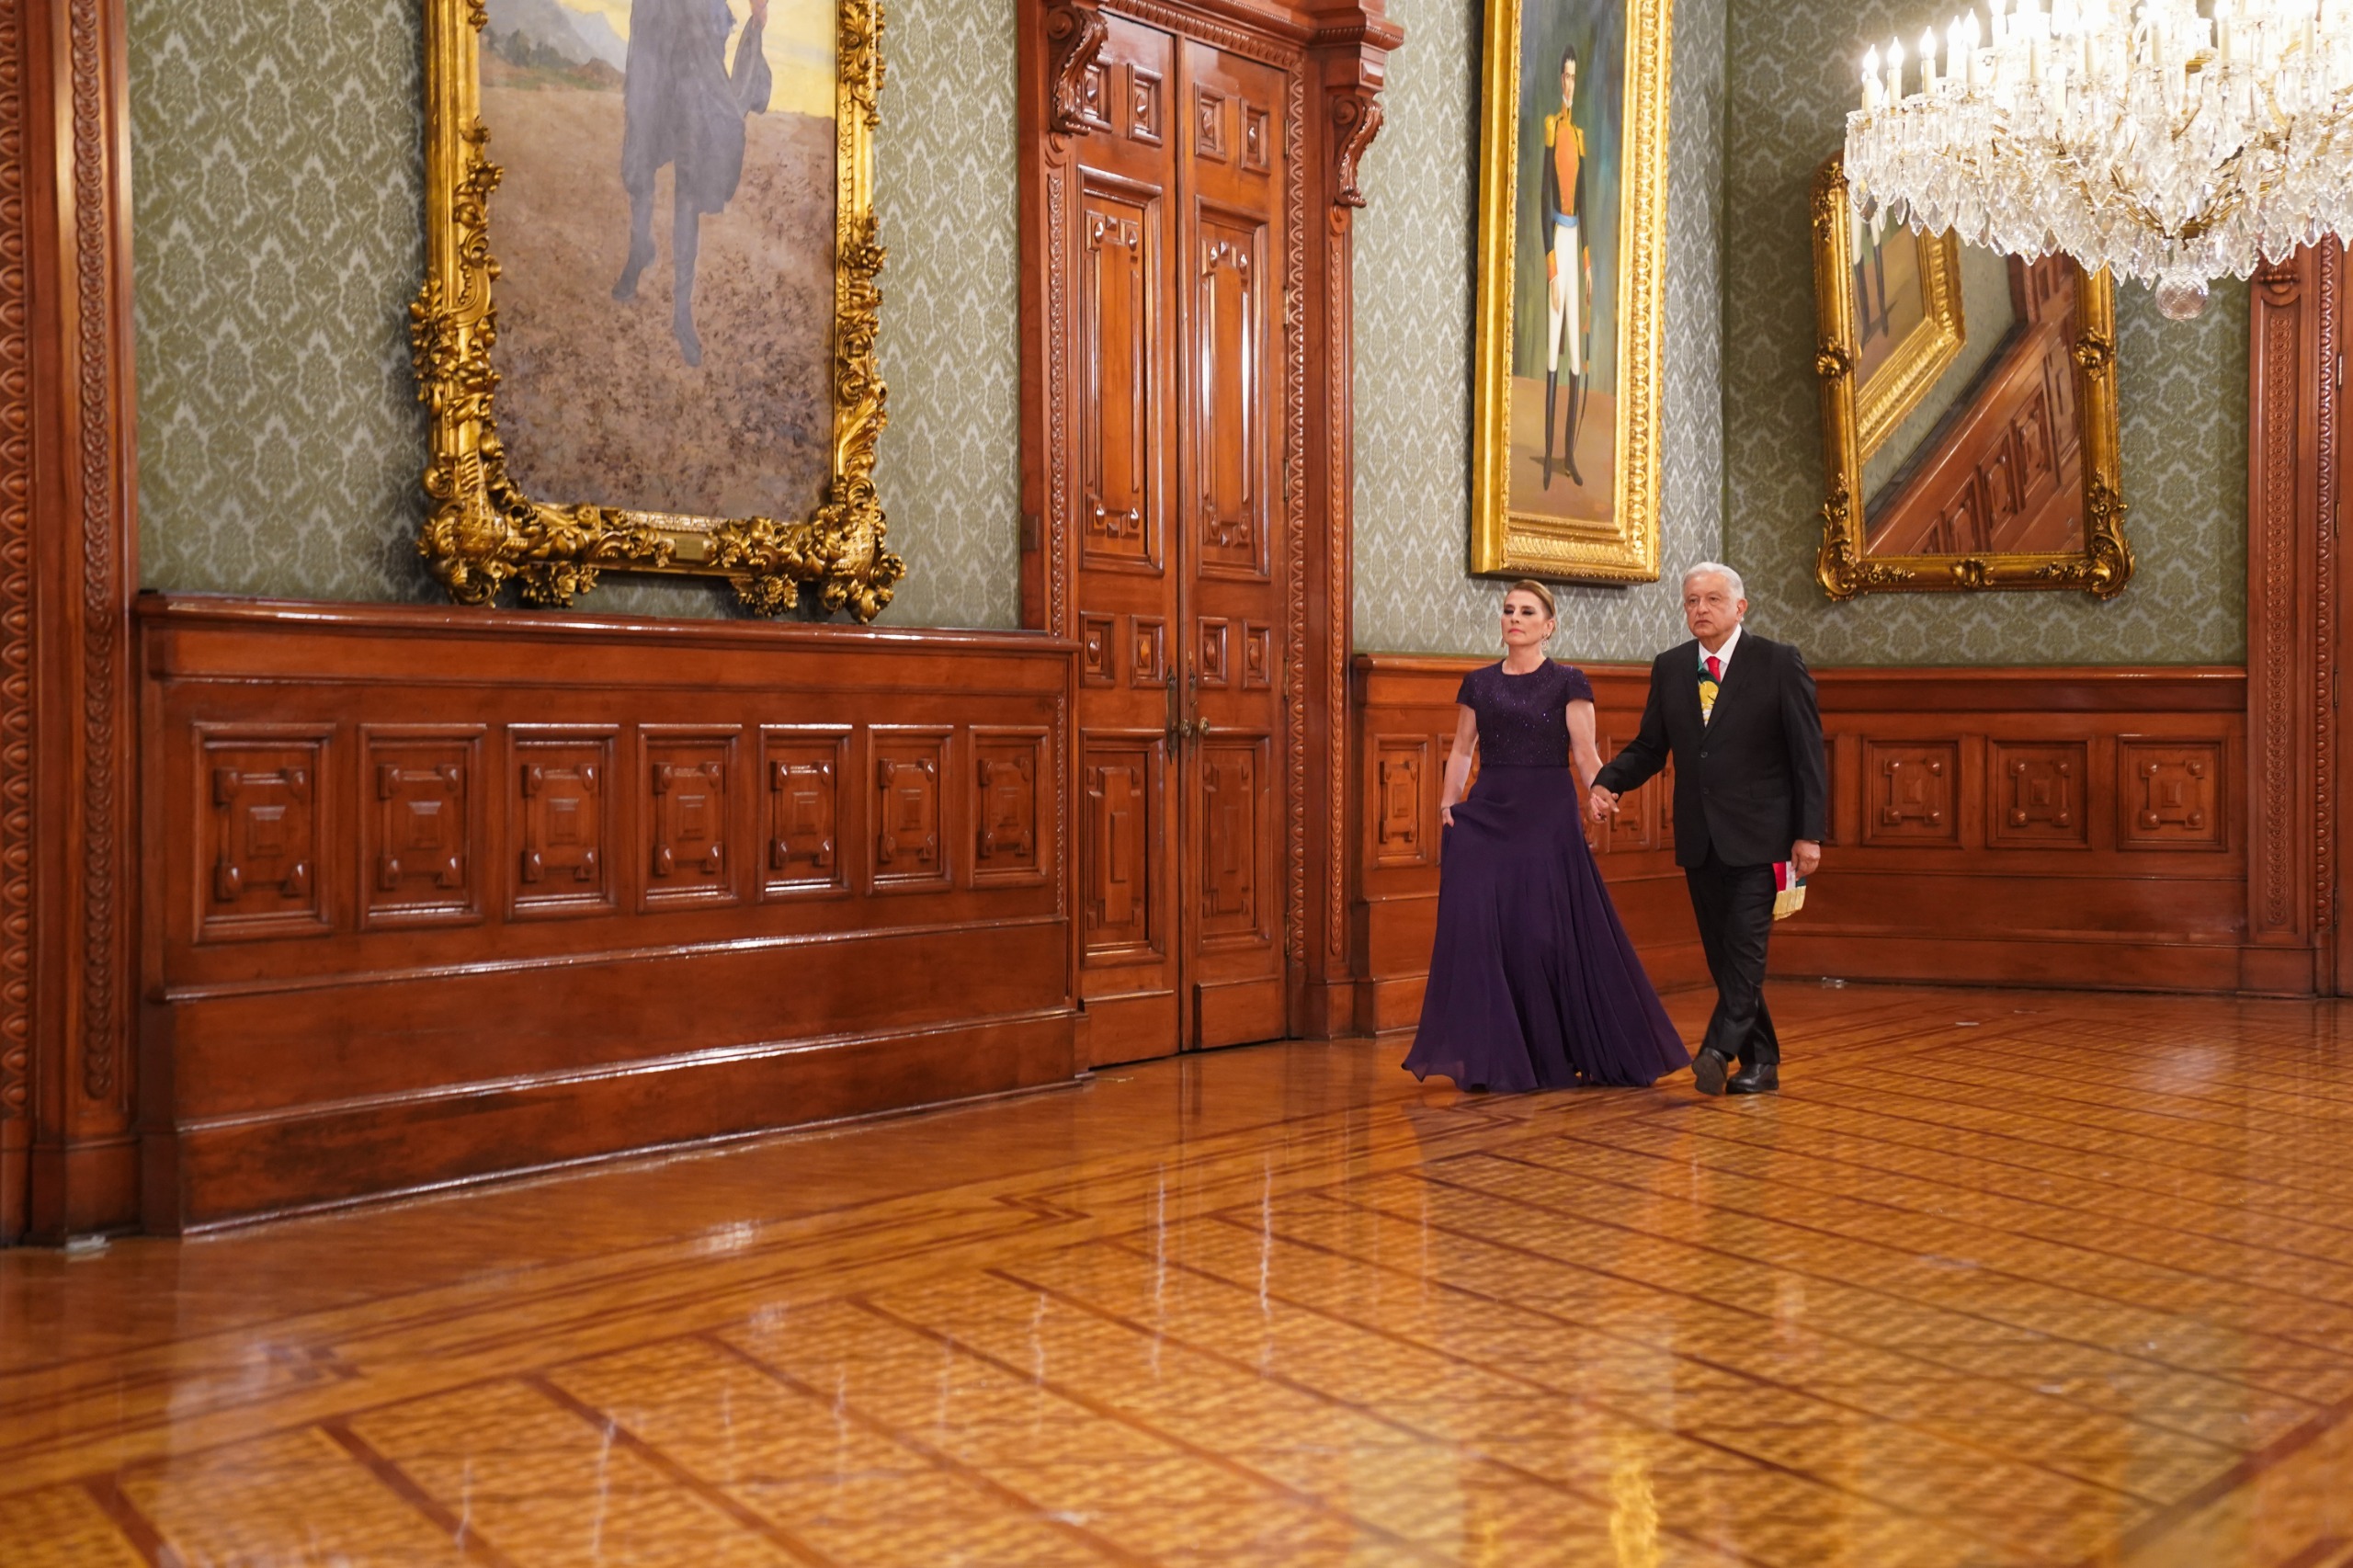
[1469,0,1674,583]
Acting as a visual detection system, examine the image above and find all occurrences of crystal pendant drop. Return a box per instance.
[2153,275,2209,322]
[1845,0,2353,311]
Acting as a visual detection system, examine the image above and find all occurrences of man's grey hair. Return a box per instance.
[1681,562,1745,599]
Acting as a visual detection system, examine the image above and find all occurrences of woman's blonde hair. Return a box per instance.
[1504,579,1557,619]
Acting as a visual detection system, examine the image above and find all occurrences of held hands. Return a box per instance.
[1587,785,1620,824]
[1791,839,1822,880]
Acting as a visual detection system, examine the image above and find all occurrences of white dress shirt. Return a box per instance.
[1698,621,1743,678]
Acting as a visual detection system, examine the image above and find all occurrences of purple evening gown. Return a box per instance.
[1402,660,1691,1091]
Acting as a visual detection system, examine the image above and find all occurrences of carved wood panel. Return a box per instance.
[2120,739,2226,850]
[763,727,850,900]
[1862,741,1959,846]
[1195,218,1266,576]
[1989,741,2087,847]
[199,734,331,942]
[1081,185,1162,569]
[1198,735,1268,944]
[1371,734,1430,869]
[1130,615,1167,687]
[1197,616,1230,687]
[1241,622,1274,688]
[362,732,482,927]
[1597,733,1661,855]
[513,733,616,919]
[643,733,738,908]
[873,729,951,892]
[1194,85,1226,160]
[1081,613,1117,686]
[974,727,1049,885]
[1083,736,1163,960]
[1129,64,1163,143]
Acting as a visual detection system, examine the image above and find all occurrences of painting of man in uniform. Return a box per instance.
[1506,0,1626,526]
[478,0,837,523]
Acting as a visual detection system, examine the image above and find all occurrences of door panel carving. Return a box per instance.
[1084,737,1164,960]
[1055,22,1292,1059]
[1195,217,1266,576]
[1199,735,1270,945]
[1081,185,1163,569]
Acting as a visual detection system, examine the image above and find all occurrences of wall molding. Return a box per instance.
[1353,656,2257,1035]
[137,598,1081,1232]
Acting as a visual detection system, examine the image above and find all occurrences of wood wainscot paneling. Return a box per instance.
[1351,658,1707,1036]
[138,599,1080,1232]
[1352,657,2255,1034]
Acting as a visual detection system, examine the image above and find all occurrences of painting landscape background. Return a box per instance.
[481,0,838,523]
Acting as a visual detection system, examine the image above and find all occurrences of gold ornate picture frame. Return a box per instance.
[410,0,903,619]
[1469,0,1674,583]
[1811,157,2131,600]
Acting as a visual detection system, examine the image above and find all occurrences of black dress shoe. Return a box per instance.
[1726,1061,1779,1096]
[1691,1050,1730,1096]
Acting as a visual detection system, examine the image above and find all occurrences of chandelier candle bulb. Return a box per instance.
[1847,0,2353,317]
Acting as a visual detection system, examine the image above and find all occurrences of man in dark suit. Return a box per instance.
[1588,563,1826,1096]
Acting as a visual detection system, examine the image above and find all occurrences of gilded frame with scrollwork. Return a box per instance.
[1812,155,2131,600]
[409,0,903,619]
[1468,0,1674,583]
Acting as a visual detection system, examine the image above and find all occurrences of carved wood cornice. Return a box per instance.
[1045,0,1109,135]
[1327,83,1382,208]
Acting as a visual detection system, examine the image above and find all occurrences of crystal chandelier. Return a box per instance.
[1846,0,2353,318]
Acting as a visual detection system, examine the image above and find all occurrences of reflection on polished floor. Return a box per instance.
[6,984,2353,1566]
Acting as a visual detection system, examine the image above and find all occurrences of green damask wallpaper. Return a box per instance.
[1352,0,1729,662]
[1720,0,2248,665]
[128,0,1020,627]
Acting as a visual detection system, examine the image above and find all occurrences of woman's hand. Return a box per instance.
[1440,802,1456,827]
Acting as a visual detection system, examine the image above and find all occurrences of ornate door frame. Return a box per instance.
[0,0,143,1244]
[1017,0,1397,1040]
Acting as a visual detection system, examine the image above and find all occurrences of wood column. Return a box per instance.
[1296,17,1392,1035]
[0,0,142,1244]
[2245,244,2340,995]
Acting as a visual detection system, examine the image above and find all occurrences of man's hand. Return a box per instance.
[1791,839,1822,880]
[1588,785,1620,823]
[751,0,769,22]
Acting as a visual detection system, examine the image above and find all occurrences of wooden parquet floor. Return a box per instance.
[6,984,2353,1566]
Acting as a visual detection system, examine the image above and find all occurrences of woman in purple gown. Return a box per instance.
[1403,581,1691,1092]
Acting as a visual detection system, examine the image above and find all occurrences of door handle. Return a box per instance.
[1165,671,1184,748]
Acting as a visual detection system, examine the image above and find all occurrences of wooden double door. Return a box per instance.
[1068,17,1291,1063]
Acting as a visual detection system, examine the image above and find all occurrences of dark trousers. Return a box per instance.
[1685,852,1780,1066]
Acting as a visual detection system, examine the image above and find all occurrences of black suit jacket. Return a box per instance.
[1593,632,1828,869]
